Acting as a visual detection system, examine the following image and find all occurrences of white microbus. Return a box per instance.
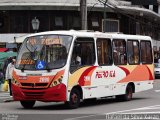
[12,30,154,109]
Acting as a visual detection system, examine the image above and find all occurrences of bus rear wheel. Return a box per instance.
[20,100,36,109]
[65,89,80,109]
[116,85,133,101]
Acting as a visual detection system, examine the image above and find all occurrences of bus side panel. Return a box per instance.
[68,64,154,100]
[134,81,153,92]
[68,65,127,99]
[82,83,127,99]
[85,66,126,98]
[118,64,154,92]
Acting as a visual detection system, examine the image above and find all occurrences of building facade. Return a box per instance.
[0,0,160,57]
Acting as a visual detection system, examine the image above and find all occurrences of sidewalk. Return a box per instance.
[0,82,14,102]
[0,91,13,103]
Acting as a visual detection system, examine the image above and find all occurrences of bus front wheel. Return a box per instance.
[65,89,80,109]
[20,100,36,109]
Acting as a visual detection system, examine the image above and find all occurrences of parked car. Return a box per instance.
[154,62,160,79]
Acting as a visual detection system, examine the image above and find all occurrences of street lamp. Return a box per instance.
[31,17,40,33]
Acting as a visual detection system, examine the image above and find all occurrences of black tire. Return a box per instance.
[116,85,133,101]
[125,85,133,101]
[65,89,80,109]
[20,100,36,109]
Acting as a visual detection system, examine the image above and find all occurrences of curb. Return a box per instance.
[0,98,14,103]
[0,92,13,103]
[3,99,14,102]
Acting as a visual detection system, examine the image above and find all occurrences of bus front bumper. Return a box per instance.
[12,83,66,102]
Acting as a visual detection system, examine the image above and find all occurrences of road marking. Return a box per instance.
[64,114,101,120]
[0,93,11,99]
[0,97,10,100]
[64,105,160,120]
[155,90,160,92]
[105,105,160,115]
[0,95,10,98]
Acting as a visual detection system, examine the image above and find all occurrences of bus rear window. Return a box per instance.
[140,41,153,64]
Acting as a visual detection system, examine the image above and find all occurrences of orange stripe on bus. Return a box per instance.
[118,65,152,83]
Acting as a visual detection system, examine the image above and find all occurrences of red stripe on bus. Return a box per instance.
[119,66,130,76]
[78,66,97,86]
[146,66,154,80]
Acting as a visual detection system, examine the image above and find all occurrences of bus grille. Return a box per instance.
[23,91,45,97]
[21,83,48,88]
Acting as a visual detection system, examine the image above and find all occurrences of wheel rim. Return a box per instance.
[71,93,78,104]
[127,88,132,99]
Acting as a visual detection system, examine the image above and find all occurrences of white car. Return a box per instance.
[154,63,160,78]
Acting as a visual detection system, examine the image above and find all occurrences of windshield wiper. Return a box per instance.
[21,42,37,72]
[21,37,51,72]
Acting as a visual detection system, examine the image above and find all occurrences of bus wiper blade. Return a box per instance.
[21,42,37,72]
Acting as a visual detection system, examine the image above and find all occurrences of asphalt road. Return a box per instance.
[0,80,160,120]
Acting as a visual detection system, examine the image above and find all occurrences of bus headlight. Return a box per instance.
[50,76,63,87]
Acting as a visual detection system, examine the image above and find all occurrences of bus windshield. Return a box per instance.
[15,35,72,70]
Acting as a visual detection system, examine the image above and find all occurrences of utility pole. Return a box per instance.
[80,0,87,30]
[103,0,108,32]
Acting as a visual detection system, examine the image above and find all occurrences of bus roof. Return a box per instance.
[25,30,152,41]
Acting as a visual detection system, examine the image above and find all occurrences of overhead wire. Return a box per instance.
[96,0,160,30]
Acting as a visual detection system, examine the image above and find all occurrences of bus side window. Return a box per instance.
[71,44,81,66]
[70,37,95,73]
[81,43,90,65]
[140,41,153,64]
[113,39,127,65]
[97,38,112,65]
[127,40,140,65]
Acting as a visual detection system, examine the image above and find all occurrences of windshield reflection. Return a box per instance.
[16,35,72,70]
